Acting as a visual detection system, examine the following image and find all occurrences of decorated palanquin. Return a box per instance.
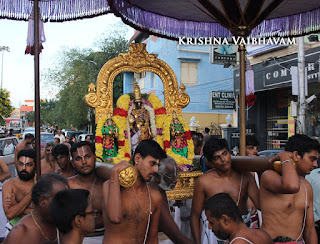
[85,43,202,200]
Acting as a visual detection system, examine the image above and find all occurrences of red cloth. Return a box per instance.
[184,130,191,140]
[164,140,171,149]
[114,108,128,118]
[95,136,103,143]
[155,107,166,115]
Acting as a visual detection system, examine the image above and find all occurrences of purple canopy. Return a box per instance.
[0,0,110,22]
[0,0,111,177]
[109,0,320,39]
[108,0,320,156]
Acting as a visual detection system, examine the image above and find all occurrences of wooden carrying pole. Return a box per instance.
[34,0,41,179]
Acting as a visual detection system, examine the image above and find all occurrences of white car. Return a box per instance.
[22,127,35,139]
[0,136,20,178]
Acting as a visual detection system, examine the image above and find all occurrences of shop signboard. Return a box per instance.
[234,46,320,94]
[210,91,236,110]
[210,45,238,66]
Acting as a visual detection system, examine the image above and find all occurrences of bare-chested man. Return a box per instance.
[191,137,260,244]
[41,142,59,175]
[52,143,75,178]
[50,189,96,244]
[149,156,194,244]
[68,141,105,243]
[14,133,34,163]
[261,134,319,243]
[2,148,36,233]
[103,139,166,244]
[0,158,11,241]
[4,173,69,244]
[204,193,272,244]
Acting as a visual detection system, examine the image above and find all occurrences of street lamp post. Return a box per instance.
[0,46,10,90]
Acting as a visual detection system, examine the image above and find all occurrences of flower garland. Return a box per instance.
[147,94,166,148]
[95,93,170,164]
[162,114,194,167]
[245,93,257,107]
[113,94,131,162]
[95,94,131,164]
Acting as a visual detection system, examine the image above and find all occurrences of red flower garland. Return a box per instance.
[95,136,103,144]
[118,140,125,147]
[125,153,131,159]
[245,93,257,107]
[114,108,128,118]
[164,140,171,149]
[184,130,191,140]
[155,107,166,115]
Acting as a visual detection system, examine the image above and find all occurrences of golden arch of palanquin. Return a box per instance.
[85,43,190,123]
[84,43,203,200]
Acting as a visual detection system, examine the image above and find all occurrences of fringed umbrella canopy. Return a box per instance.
[108,0,320,156]
[0,0,110,22]
[109,0,320,38]
[0,0,111,178]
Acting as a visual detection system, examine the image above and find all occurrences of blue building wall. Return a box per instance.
[124,37,234,115]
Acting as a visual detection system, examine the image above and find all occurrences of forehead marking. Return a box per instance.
[76,147,86,161]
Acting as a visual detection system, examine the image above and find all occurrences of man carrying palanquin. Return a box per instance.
[102,139,166,244]
[190,137,260,244]
[260,134,319,243]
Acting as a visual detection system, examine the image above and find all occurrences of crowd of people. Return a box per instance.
[0,125,319,243]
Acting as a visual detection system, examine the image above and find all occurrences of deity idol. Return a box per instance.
[102,114,119,159]
[129,83,154,151]
[170,112,188,157]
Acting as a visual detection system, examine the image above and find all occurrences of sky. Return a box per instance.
[0,14,134,108]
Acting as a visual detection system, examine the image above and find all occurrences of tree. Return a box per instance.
[25,99,59,126]
[44,23,130,129]
[0,89,14,125]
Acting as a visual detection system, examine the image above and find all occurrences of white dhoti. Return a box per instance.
[82,235,104,244]
[201,211,218,244]
[82,228,104,244]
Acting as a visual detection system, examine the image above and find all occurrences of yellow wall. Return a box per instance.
[182,112,233,131]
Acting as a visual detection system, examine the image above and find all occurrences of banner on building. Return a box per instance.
[210,45,237,66]
[210,91,236,110]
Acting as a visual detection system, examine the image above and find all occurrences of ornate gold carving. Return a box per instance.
[119,167,137,188]
[88,83,96,92]
[85,83,99,108]
[85,43,190,122]
[166,171,203,200]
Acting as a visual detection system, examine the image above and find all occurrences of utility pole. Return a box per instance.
[0,46,10,90]
[297,37,306,134]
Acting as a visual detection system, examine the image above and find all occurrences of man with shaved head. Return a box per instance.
[150,156,193,244]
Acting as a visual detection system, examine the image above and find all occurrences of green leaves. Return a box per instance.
[0,89,13,119]
[43,23,130,130]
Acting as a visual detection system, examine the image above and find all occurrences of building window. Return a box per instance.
[181,62,197,86]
